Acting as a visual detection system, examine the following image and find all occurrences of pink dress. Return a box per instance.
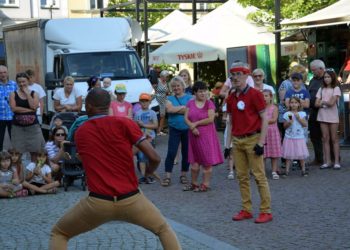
[316,86,341,123]
[187,99,224,166]
[110,101,132,117]
[264,105,282,158]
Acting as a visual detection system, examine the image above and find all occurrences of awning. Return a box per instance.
[281,0,350,26]
[274,20,350,33]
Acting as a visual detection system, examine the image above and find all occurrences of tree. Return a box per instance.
[106,0,179,28]
[237,0,339,26]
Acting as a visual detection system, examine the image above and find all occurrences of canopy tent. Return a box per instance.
[281,0,350,27]
[149,0,274,64]
[142,10,192,43]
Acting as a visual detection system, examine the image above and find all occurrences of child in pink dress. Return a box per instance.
[282,97,309,177]
[184,81,223,192]
[263,90,282,180]
[109,83,132,118]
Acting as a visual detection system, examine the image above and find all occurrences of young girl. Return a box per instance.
[263,90,282,180]
[282,97,309,176]
[315,69,342,169]
[109,83,132,118]
[0,151,26,198]
[8,148,25,183]
[25,150,60,194]
[184,81,223,192]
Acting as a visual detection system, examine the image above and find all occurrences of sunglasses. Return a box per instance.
[326,68,335,72]
[253,75,263,78]
[55,133,66,137]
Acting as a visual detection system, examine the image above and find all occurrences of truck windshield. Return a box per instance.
[66,52,145,79]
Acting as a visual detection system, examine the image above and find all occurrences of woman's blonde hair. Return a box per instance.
[289,64,307,82]
[63,76,74,84]
[178,69,192,86]
[170,76,186,89]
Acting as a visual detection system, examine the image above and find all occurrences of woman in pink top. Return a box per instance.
[315,69,341,169]
[109,83,132,118]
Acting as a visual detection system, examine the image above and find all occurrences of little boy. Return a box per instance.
[134,93,158,184]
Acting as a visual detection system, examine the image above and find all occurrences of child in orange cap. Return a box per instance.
[134,93,159,184]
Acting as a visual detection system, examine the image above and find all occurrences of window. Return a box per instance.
[66,52,145,79]
[41,0,60,8]
[90,0,104,9]
[0,0,19,7]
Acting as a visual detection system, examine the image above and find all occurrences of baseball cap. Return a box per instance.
[114,83,127,93]
[139,93,151,101]
[291,72,303,80]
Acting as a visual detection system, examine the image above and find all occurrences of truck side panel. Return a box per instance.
[3,21,46,87]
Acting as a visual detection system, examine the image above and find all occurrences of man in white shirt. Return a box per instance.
[26,69,46,124]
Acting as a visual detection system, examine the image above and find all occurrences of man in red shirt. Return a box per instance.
[226,61,272,224]
[49,88,181,250]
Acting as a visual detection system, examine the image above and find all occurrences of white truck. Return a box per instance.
[3,17,156,131]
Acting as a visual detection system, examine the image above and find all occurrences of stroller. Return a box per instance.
[62,142,86,191]
[50,112,85,191]
[50,112,80,134]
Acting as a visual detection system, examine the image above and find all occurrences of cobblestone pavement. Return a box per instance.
[1,132,350,249]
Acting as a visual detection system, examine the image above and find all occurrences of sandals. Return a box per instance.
[161,178,171,187]
[193,183,210,192]
[183,183,199,191]
[179,175,188,184]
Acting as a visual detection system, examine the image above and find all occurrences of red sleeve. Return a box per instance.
[226,94,233,113]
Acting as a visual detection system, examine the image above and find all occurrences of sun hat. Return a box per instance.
[114,83,127,93]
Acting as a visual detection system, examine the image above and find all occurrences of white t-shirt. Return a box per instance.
[53,87,82,106]
[283,111,307,139]
[29,83,46,116]
[26,162,51,184]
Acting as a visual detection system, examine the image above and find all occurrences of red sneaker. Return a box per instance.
[254,213,273,223]
[232,210,253,221]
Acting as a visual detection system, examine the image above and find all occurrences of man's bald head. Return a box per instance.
[85,88,111,116]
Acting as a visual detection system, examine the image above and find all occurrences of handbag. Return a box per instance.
[14,113,36,126]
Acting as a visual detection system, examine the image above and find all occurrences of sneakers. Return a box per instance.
[147,176,156,184]
[138,177,147,184]
[271,172,279,180]
[333,164,341,170]
[319,164,331,170]
[227,171,234,180]
[254,213,273,223]
[232,210,253,221]
[301,170,309,177]
[138,176,155,184]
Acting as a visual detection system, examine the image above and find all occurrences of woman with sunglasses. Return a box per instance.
[45,127,69,174]
[252,68,275,95]
[9,72,45,157]
[53,76,82,113]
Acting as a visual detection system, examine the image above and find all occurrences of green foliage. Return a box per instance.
[237,0,339,25]
[106,0,179,28]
